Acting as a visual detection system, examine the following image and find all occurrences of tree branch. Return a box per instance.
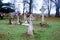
[50,0,56,4]
[24,1,30,4]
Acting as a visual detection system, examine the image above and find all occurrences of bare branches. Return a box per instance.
[50,0,56,4]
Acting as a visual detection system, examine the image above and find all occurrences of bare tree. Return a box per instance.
[43,0,52,16]
[23,0,32,13]
[29,0,32,14]
[51,0,60,17]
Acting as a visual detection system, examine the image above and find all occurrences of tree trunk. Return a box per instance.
[48,10,50,17]
[48,0,51,17]
[29,0,32,14]
[55,5,60,17]
[9,14,12,24]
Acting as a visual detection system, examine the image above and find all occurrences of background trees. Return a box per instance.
[50,0,60,17]
[43,0,52,16]
[0,0,15,13]
[1,0,60,17]
[23,0,33,14]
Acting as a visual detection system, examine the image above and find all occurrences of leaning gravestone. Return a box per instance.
[22,14,34,35]
[27,14,34,35]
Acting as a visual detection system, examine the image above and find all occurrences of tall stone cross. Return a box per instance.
[40,6,46,24]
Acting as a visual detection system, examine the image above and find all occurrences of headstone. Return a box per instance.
[22,12,29,25]
[22,14,34,35]
[27,14,33,35]
[16,13,20,24]
[40,6,46,12]
[40,6,46,24]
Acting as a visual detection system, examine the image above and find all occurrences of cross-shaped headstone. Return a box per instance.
[40,6,46,24]
[40,6,46,12]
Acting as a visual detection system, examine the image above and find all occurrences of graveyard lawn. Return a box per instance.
[0,17,60,40]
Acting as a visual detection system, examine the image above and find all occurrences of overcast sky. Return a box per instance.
[2,0,56,14]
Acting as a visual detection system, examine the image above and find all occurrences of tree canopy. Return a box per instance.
[0,0,15,13]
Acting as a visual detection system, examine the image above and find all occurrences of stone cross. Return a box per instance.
[40,6,46,12]
[40,6,46,24]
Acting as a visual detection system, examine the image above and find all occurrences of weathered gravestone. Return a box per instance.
[40,6,49,27]
[27,14,34,35]
[22,14,34,35]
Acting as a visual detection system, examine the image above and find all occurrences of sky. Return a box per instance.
[2,0,10,3]
[2,0,56,14]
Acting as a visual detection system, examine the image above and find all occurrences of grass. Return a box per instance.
[0,17,60,40]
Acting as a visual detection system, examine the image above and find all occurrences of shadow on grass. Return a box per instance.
[21,30,45,40]
[33,23,50,28]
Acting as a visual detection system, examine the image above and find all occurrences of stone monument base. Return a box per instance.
[40,22,49,27]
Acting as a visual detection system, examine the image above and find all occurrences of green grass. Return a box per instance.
[0,17,60,40]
